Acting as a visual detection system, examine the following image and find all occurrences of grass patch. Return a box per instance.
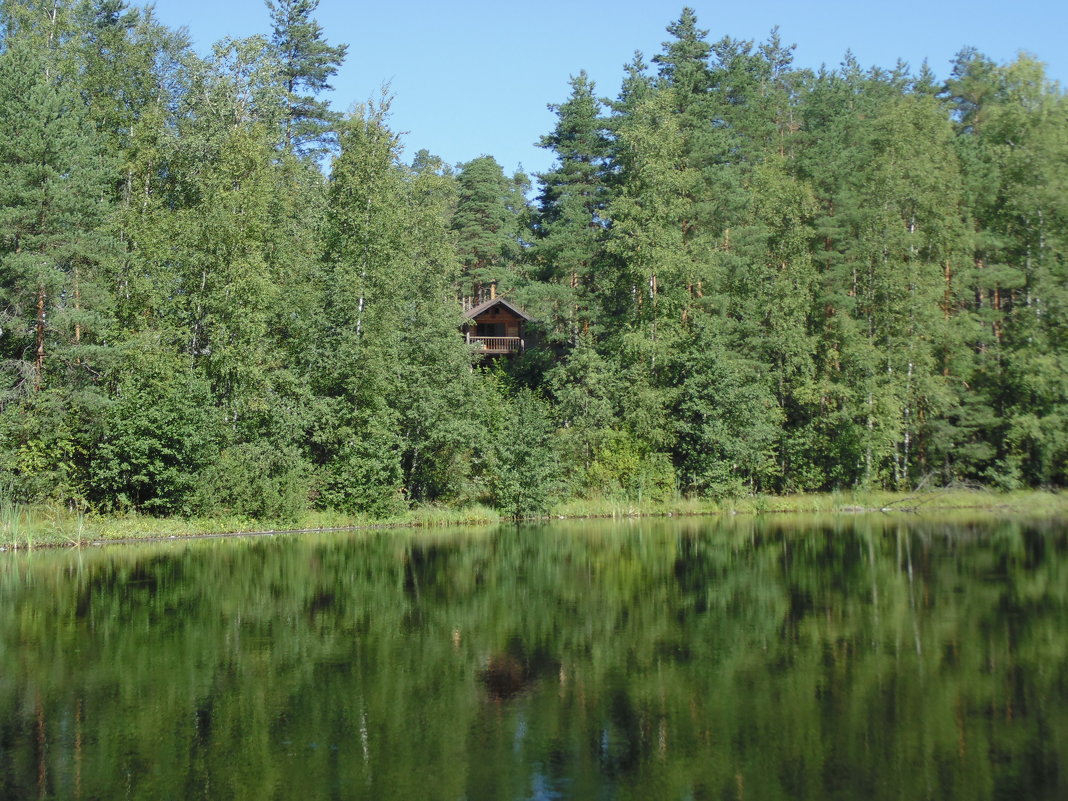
[548,495,722,519]
[549,488,1068,519]
[0,502,503,549]
[0,496,29,549]
[1,490,1064,550]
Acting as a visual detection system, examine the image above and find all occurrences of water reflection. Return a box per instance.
[0,515,1066,800]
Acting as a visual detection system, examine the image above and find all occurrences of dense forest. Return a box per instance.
[0,0,1065,519]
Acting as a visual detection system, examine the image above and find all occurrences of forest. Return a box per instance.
[0,0,1066,520]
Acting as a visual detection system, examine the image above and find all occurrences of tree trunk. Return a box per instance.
[35,287,46,390]
[74,264,81,347]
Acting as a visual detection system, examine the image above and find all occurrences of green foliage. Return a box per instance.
[675,320,784,496]
[584,430,676,503]
[0,3,1066,520]
[485,388,560,518]
[315,403,404,517]
[452,155,529,302]
[87,352,219,514]
[531,71,612,341]
[547,335,619,483]
[266,0,347,154]
[0,391,80,502]
[319,103,479,513]
[196,439,310,521]
[0,34,116,389]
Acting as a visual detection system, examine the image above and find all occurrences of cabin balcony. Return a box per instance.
[467,335,523,354]
[461,297,533,359]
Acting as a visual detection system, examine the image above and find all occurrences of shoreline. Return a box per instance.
[2,488,1067,551]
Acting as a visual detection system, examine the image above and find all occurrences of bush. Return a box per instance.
[88,370,219,515]
[487,389,560,518]
[585,430,677,503]
[195,441,312,522]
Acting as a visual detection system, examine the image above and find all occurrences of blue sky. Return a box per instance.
[150,0,1068,178]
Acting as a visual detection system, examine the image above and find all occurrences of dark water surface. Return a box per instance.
[1,514,1066,800]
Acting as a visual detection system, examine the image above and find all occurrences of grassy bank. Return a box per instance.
[2,489,1067,549]
[550,488,1068,518]
[0,502,503,550]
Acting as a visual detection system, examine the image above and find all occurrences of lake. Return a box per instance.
[1,514,1065,800]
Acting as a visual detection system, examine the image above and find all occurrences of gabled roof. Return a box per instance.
[463,296,533,321]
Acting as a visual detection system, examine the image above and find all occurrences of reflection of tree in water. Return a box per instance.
[0,516,1065,800]
[478,637,560,703]
[480,651,529,701]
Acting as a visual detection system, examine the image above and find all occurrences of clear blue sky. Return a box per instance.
[150,0,1067,179]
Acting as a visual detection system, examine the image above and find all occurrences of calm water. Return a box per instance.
[1,515,1066,800]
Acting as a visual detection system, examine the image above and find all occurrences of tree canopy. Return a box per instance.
[1,2,1065,518]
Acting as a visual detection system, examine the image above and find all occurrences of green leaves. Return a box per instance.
[675,320,784,496]
[452,155,529,303]
[0,37,115,381]
[485,388,560,518]
[88,350,219,514]
[0,4,1066,518]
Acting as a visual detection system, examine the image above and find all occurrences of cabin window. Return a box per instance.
[476,322,504,337]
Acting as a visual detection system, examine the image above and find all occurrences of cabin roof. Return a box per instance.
[463,296,533,321]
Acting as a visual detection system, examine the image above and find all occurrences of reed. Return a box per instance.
[0,495,26,549]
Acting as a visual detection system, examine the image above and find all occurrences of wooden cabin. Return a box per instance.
[462,297,533,356]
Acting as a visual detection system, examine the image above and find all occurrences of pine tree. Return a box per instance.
[652,7,711,109]
[0,31,115,498]
[604,87,699,337]
[265,0,347,155]
[674,314,783,495]
[452,155,528,305]
[0,37,114,389]
[532,71,611,342]
[717,158,819,491]
[707,28,806,160]
[950,53,1068,486]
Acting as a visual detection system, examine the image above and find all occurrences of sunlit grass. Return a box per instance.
[0,501,503,548]
[0,490,1064,549]
[548,495,722,519]
[549,488,1068,519]
[0,495,28,549]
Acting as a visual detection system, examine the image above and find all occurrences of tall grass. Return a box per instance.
[0,495,27,549]
[49,502,87,546]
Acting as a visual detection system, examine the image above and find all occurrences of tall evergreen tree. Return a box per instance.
[949,52,1068,486]
[0,31,115,498]
[265,0,346,154]
[452,155,528,305]
[532,71,611,342]
[605,87,702,338]
[652,7,712,111]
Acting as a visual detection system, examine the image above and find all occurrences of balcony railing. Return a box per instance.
[467,335,523,353]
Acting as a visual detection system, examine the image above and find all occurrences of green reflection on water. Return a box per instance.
[1,515,1066,800]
